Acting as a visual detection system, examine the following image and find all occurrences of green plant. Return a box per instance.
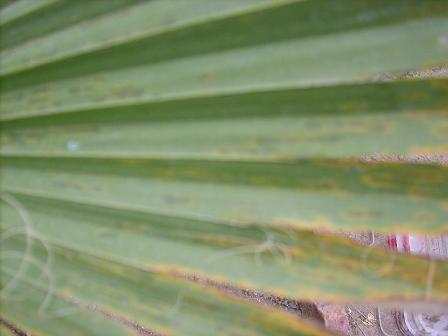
[0,0,447,335]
